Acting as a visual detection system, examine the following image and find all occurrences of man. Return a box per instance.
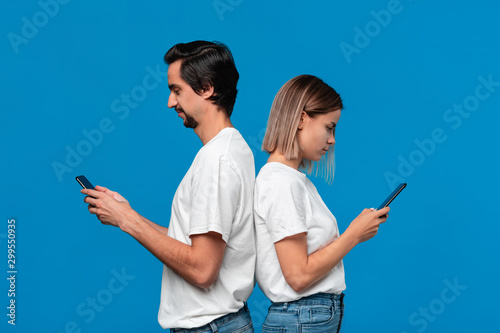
[81,41,255,332]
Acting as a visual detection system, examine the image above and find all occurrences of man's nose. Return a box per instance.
[167,92,177,108]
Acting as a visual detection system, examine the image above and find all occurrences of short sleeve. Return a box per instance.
[189,157,241,243]
[257,173,307,243]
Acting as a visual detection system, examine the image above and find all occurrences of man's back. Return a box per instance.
[159,127,255,329]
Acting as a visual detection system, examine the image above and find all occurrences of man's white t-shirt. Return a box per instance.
[158,127,256,329]
[254,162,346,302]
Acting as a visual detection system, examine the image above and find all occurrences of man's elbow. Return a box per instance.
[192,269,219,289]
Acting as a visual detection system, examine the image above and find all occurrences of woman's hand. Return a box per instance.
[345,207,390,244]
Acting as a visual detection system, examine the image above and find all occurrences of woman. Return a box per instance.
[254,75,390,332]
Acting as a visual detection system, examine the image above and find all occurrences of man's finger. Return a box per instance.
[84,196,99,207]
[81,188,101,198]
[95,185,108,192]
[88,204,98,214]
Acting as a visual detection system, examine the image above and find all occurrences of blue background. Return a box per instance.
[1,0,499,332]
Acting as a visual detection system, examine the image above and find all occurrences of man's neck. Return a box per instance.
[194,109,234,145]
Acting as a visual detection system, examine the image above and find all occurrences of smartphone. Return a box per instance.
[75,175,95,190]
[377,183,406,215]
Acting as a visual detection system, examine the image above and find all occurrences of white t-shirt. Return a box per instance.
[254,162,346,302]
[158,127,256,329]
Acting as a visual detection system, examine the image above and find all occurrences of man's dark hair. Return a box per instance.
[164,41,239,117]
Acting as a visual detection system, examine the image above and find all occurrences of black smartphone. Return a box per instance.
[75,175,95,190]
[377,183,406,213]
[377,183,406,218]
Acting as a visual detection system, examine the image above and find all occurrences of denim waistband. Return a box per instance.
[271,292,345,308]
[171,303,249,333]
[301,292,344,301]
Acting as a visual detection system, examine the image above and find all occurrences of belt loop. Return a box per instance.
[209,321,218,332]
[340,293,345,305]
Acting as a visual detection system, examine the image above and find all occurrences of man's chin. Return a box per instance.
[183,118,198,129]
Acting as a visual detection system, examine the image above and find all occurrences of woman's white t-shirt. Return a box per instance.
[254,162,346,302]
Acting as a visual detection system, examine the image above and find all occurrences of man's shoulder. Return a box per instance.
[201,128,252,163]
[193,128,254,175]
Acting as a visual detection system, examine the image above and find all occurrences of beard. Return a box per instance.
[177,107,199,129]
[183,112,199,129]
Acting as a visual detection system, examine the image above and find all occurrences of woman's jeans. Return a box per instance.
[170,303,253,333]
[262,293,345,333]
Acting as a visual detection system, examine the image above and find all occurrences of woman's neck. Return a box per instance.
[267,150,302,170]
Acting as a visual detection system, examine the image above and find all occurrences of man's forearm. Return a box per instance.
[140,216,169,236]
[120,213,224,289]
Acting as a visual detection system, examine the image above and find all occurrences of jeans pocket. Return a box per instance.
[262,324,286,333]
[301,305,338,333]
[220,309,254,333]
[308,305,334,325]
[232,321,254,333]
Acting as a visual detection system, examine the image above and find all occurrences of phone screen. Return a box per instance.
[377,183,406,210]
[76,175,95,190]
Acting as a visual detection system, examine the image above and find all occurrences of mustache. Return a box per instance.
[175,107,184,113]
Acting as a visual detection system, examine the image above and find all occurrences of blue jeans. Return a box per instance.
[262,293,345,333]
[170,303,253,333]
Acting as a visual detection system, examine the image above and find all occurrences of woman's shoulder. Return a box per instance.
[256,162,306,190]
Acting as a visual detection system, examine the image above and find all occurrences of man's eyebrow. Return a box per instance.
[329,122,337,127]
[168,84,180,90]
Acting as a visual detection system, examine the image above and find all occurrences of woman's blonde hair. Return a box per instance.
[262,74,343,183]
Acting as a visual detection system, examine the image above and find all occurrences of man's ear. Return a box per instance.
[200,86,215,100]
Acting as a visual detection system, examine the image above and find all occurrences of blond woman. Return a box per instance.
[254,75,390,332]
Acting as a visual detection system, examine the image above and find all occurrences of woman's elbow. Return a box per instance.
[284,275,310,293]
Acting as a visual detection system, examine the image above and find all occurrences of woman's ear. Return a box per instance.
[298,111,308,129]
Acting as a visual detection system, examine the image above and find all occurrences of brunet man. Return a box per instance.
[82,41,255,332]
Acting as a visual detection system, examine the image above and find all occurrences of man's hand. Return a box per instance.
[95,185,129,203]
[81,186,138,229]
